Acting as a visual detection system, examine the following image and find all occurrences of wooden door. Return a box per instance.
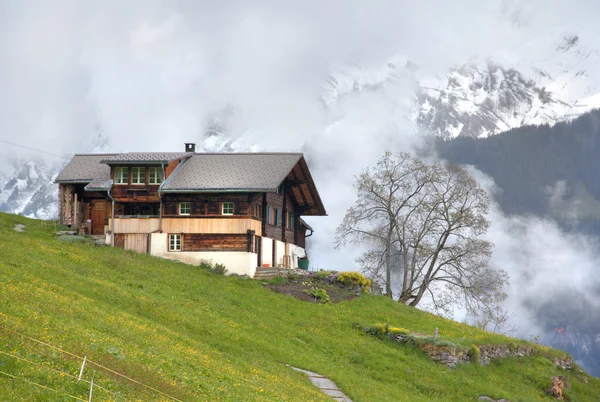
[124,234,149,254]
[91,200,108,235]
[256,236,262,267]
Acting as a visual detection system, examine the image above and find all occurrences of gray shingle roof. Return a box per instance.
[160,153,303,191]
[55,154,115,183]
[85,178,113,191]
[100,152,189,164]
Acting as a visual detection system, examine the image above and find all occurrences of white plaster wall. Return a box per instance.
[287,244,306,268]
[149,233,257,277]
[274,239,286,267]
[258,236,306,268]
[261,237,273,267]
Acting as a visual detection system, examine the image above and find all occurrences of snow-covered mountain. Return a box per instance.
[0,160,62,220]
[4,33,600,218]
[0,133,109,220]
[419,33,600,138]
[416,60,571,139]
[322,32,600,139]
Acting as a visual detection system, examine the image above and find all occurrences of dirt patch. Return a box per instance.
[265,276,360,304]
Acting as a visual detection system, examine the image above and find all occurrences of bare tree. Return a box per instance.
[335,151,508,315]
[472,306,517,336]
[335,152,430,297]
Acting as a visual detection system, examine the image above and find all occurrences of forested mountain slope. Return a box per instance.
[436,109,600,233]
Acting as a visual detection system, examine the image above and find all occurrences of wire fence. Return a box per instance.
[0,325,183,401]
[0,369,86,401]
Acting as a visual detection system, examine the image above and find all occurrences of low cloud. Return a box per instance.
[467,167,600,346]
[3,0,600,370]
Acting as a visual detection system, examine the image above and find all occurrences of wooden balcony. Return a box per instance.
[110,217,262,234]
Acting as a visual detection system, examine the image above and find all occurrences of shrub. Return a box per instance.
[315,270,332,278]
[337,272,372,292]
[213,263,227,275]
[468,345,480,364]
[198,259,214,270]
[309,288,330,304]
[388,326,410,336]
[198,259,228,276]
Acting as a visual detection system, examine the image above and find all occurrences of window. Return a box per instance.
[131,167,146,185]
[114,167,128,185]
[266,206,281,227]
[179,202,191,215]
[169,234,181,251]
[286,212,295,230]
[252,204,262,217]
[222,202,234,215]
[275,208,281,227]
[266,205,273,225]
[148,167,163,184]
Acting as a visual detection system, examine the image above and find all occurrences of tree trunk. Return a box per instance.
[385,231,392,298]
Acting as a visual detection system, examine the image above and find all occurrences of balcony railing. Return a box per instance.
[110,217,262,235]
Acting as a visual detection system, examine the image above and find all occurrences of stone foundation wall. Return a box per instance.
[383,332,534,369]
[429,349,470,368]
[478,345,533,365]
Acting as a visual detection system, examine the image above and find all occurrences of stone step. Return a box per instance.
[90,235,107,246]
[254,268,279,279]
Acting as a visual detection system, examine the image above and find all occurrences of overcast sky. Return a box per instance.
[2,1,600,348]
[1,0,591,160]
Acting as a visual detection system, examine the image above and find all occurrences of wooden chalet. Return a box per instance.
[55,144,326,277]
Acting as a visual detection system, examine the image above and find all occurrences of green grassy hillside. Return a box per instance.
[0,212,598,401]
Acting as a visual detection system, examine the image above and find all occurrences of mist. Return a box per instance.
[1,0,587,159]
[3,0,600,372]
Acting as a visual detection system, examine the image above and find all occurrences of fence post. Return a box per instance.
[78,356,87,381]
[88,376,94,402]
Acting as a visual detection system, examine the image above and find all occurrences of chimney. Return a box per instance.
[185,143,196,153]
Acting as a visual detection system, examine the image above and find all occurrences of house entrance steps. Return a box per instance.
[253,268,279,279]
[90,235,107,246]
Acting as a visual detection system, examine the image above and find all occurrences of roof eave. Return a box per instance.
[160,188,275,193]
[100,160,171,165]
[54,179,93,184]
[100,153,192,165]
[84,187,110,192]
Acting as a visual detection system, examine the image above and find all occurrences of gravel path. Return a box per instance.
[289,366,353,402]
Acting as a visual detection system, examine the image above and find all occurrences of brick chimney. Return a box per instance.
[185,143,196,153]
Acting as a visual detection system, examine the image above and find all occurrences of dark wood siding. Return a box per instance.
[183,234,248,252]
[164,202,177,215]
[110,164,162,203]
[297,227,306,249]
[263,185,308,246]
[165,160,180,178]
[266,192,283,209]
[162,193,256,217]
[264,224,282,241]
[160,190,307,248]
[114,234,125,249]
[111,185,160,203]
